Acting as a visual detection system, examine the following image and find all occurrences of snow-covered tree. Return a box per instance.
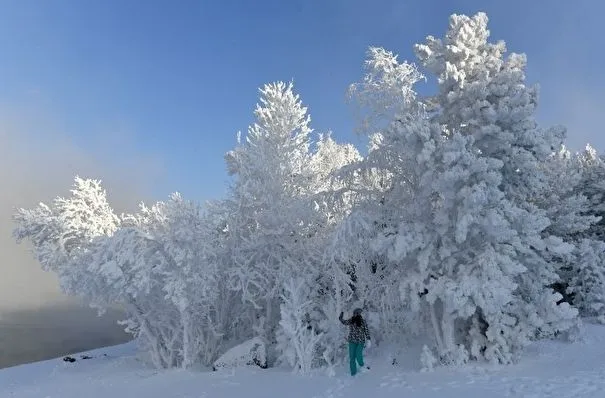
[334,48,428,352]
[222,81,365,370]
[539,147,596,246]
[121,194,229,367]
[276,278,324,373]
[309,133,362,201]
[552,145,605,320]
[14,177,241,369]
[348,46,424,135]
[92,194,244,369]
[13,177,120,296]
[567,239,605,322]
[533,147,601,316]
[577,144,605,240]
[340,12,585,366]
[414,12,578,341]
[356,109,540,364]
[222,81,326,365]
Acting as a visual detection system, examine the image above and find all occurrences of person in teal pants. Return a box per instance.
[339,308,371,376]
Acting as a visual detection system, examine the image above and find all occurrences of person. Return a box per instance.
[339,308,371,376]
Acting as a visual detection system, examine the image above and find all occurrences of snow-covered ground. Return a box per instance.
[3,323,605,398]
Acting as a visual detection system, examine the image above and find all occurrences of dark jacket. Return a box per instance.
[339,313,371,344]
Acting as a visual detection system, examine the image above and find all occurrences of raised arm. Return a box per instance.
[339,312,351,325]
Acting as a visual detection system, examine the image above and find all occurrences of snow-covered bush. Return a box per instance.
[212,337,267,371]
[420,345,438,372]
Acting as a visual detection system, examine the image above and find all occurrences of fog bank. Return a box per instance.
[0,104,162,367]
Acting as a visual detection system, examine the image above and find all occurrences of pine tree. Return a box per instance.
[415,12,578,341]
[223,81,323,365]
[577,144,605,240]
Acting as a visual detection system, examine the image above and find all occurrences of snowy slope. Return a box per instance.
[3,324,605,398]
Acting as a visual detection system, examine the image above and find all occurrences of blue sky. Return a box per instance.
[0,0,603,203]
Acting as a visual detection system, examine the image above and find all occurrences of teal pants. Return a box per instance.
[348,342,365,376]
